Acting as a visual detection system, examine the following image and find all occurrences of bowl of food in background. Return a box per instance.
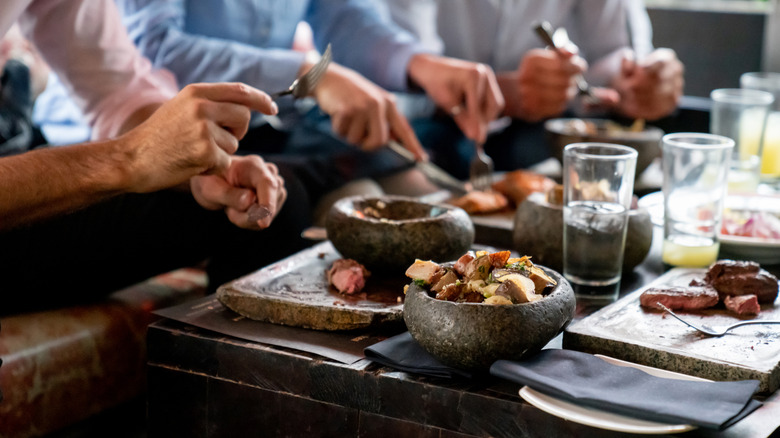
[403,250,575,371]
[545,118,664,177]
[513,186,653,273]
[326,195,475,274]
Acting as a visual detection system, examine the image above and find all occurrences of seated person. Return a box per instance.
[1,0,311,312]
[33,0,504,200]
[384,0,684,178]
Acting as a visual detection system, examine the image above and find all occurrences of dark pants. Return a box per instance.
[0,164,312,314]
[239,109,413,205]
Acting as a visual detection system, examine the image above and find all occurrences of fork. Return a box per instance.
[249,45,332,222]
[469,141,494,192]
[270,43,332,100]
[532,21,598,103]
[656,302,780,337]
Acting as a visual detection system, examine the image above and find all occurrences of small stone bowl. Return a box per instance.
[404,266,575,371]
[326,195,475,274]
[513,192,653,273]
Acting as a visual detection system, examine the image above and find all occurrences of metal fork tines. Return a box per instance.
[656,302,780,337]
[469,142,494,192]
[271,43,332,100]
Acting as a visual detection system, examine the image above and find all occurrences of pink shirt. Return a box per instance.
[2,0,177,140]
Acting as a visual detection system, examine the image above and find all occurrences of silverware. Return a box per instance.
[656,302,780,337]
[468,141,494,192]
[249,45,332,221]
[387,140,468,196]
[270,43,332,100]
[533,21,598,103]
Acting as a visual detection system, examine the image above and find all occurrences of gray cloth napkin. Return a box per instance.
[364,332,472,379]
[490,349,762,430]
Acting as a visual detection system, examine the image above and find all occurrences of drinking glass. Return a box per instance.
[709,88,774,193]
[562,143,637,300]
[741,72,780,190]
[661,133,734,268]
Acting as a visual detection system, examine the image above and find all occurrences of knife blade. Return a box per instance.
[387,140,468,196]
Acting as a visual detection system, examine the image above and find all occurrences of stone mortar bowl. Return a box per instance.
[326,195,475,274]
[513,192,653,273]
[545,118,663,178]
[404,266,575,371]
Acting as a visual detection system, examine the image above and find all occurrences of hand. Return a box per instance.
[612,48,684,120]
[407,54,504,143]
[312,63,427,160]
[119,82,278,193]
[190,155,287,230]
[499,48,586,122]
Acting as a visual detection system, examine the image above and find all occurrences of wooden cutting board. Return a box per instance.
[563,268,780,394]
[217,241,407,331]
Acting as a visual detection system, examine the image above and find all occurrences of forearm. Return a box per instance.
[0,141,131,230]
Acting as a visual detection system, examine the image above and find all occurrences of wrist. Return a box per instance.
[406,53,437,91]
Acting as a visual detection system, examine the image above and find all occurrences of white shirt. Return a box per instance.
[386,0,654,87]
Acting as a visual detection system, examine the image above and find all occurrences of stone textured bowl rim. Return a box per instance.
[407,264,572,309]
[330,195,467,224]
[545,117,664,140]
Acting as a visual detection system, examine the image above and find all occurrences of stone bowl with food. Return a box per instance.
[326,195,475,274]
[403,250,575,371]
[545,118,664,177]
[513,188,653,273]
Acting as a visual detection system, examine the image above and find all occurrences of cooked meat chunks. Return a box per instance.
[328,259,370,295]
[639,285,720,310]
[704,260,779,304]
[723,295,761,316]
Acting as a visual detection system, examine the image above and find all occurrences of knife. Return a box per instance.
[387,140,468,196]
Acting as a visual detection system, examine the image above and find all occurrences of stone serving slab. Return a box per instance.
[563,268,780,394]
[217,241,407,331]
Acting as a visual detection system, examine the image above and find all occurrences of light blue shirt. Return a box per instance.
[34,0,429,144]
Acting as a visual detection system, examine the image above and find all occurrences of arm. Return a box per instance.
[18,0,177,140]
[0,82,281,231]
[115,0,304,93]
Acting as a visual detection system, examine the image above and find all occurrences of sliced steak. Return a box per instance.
[639,285,719,310]
[723,294,761,316]
[705,260,779,304]
[327,259,370,295]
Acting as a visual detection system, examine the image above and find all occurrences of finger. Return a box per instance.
[363,101,390,149]
[345,112,369,146]
[387,104,427,161]
[331,112,353,139]
[203,146,233,177]
[205,100,253,139]
[193,174,256,211]
[481,71,505,122]
[248,163,284,223]
[188,82,279,116]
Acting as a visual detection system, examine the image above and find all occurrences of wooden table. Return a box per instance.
[146,228,780,437]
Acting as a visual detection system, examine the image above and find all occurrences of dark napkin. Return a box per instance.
[490,349,762,430]
[364,332,472,379]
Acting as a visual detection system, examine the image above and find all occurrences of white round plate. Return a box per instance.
[518,355,710,435]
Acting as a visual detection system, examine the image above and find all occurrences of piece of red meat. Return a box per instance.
[327,259,370,295]
[723,294,761,316]
[639,285,719,310]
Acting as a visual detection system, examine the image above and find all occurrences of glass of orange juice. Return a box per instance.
[741,72,780,189]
